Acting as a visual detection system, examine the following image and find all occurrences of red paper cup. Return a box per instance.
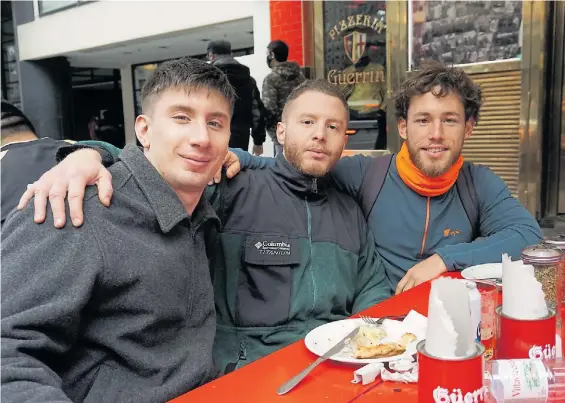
[417,340,486,403]
[495,305,557,360]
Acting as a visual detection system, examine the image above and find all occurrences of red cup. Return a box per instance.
[495,305,557,360]
[417,340,486,403]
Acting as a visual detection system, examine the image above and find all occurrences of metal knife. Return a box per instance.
[276,326,360,395]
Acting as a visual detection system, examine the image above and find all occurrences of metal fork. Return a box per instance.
[359,314,407,326]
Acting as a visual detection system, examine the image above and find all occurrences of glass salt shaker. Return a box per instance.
[521,243,562,309]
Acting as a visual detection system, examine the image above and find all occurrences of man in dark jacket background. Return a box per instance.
[0,101,96,227]
[207,40,266,154]
[263,40,306,156]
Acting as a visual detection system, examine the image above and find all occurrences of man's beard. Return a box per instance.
[284,141,334,177]
[406,139,463,178]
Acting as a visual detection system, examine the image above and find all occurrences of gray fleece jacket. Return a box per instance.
[1,145,219,403]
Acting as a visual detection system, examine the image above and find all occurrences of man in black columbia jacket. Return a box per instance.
[207,40,266,154]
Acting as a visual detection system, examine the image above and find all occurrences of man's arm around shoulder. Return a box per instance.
[1,205,103,402]
[330,154,374,200]
[436,164,542,270]
[57,140,122,167]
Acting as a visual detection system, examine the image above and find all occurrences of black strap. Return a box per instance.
[455,162,480,239]
[359,154,394,220]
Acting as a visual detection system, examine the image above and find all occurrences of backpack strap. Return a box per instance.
[455,162,480,239]
[359,154,394,220]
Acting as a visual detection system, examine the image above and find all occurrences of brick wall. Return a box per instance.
[269,1,304,65]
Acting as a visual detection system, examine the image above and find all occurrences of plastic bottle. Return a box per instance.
[484,358,565,402]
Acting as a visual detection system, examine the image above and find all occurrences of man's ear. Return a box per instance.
[398,119,408,140]
[135,115,151,149]
[276,121,286,146]
[464,118,474,140]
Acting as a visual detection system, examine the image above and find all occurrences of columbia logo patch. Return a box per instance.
[252,240,292,256]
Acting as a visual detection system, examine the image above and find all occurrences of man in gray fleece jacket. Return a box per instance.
[1,57,235,402]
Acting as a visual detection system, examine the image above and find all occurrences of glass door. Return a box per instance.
[314,1,389,153]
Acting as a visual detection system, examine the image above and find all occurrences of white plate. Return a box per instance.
[304,318,422,365]
[461,263,503,281]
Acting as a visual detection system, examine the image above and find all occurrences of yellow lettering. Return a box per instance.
[375,70,385,83]
[347,16,355,27]
[338,72,347,85]
[347,73,355,84]
[356,14,363,26]
[363,15,371,27]
[377,20,385,34]
[329,29,336,40]
[339,19,348,31]
[370,17,379,30]
[363,72,370,83]
[356,72,363,83]
[327,70,337,85]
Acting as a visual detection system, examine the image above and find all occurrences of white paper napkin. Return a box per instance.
[381,358,418,383]
[501,253,548,319]
[424,277,475,358]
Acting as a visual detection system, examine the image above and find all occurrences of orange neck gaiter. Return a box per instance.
[396,142,464,197]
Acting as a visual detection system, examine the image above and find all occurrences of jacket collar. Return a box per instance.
[211,55,239,66]
[118,145,219,233]
[271,154,330,200]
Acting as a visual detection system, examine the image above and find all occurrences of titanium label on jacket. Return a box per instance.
[245,236,300,265]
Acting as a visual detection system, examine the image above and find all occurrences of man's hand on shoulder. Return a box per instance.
[252,144,263,156]
[17,149,113,228]
[209,150,242,185]
[395,254,447,295]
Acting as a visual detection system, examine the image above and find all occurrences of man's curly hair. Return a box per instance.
[393,60,482,123]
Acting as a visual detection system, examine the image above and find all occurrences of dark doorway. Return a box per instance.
[71,68,125,148]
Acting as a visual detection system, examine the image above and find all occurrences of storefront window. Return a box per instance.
[322,1,387,150]
[38,1,92,16]
[410,0,523,69]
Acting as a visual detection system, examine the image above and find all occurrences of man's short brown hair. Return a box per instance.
[140,57,235,114]
[282,79,349,122]
[394,60,482,123]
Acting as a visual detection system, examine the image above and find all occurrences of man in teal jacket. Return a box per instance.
[227,61,543,294]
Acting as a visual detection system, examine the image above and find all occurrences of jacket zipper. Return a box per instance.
[420,197,431,256]
[238,340,247,361]
[312,178,318,193]
[304,198,317,318]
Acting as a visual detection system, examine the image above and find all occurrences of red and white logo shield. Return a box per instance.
[344,31,367,63]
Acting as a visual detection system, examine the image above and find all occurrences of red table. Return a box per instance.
[170,273,462,403]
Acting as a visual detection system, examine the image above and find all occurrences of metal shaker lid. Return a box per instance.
[543,234,565,250]
[521,243,563,264]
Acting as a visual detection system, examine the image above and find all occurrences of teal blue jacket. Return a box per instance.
[236,151,543,292]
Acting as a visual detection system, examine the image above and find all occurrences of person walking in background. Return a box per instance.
[262,40,306,156]
[207,40,265,155]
